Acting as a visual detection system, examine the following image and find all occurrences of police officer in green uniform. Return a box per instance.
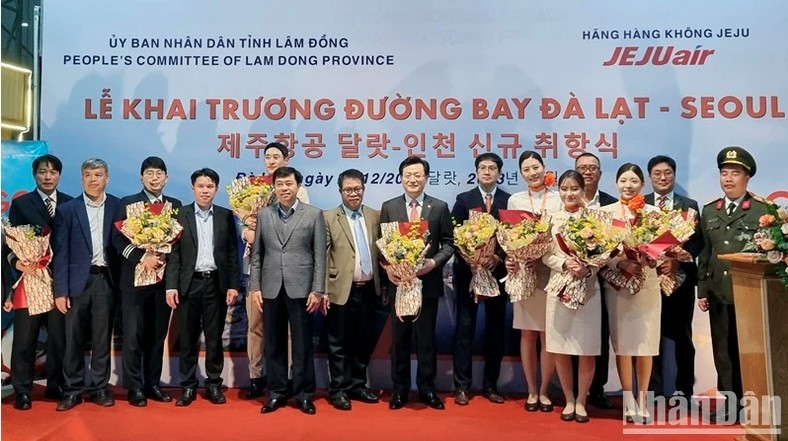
[698,146,768,421]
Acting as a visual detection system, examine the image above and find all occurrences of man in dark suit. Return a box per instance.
[380,156,454,411]
[452,153,510,406]
[52,158,121,411]
[164,168,240,407]
[698,147,768,421]
[574,152,617,409]
[645,155,703,401]
[4,154,73,409]
[248,166,327,415]
[113,156,182,406]
[323,168,382,411]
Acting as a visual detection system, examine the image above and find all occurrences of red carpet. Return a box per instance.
[2,386,738,441]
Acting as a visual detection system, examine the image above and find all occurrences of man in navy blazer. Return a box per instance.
[3,154,73,409]
[451,153,510,406]
[380,156,454,411]
[52,158,121,411]
[645,155,703,400]
[112,156,182,406]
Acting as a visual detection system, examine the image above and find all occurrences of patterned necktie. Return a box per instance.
[657,195,667,211]
[409,199,419,222]
[727,202,736,216]
[352,211,373,275]
[484,193,493,213]
[44,197,55,218]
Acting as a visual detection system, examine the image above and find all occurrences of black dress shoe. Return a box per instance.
[205,386,227,404]
[482,389,505,404]
[331,395,352,411]
[14,393,31,410]
[261,396,287,413]
[56,395,83,411]
[389,393,408,410]
[127,389,147,407]
[419,392,445,410]
[525,399,539,412]
[454,390,470,406]
[245,377,266,400]
[539,399,554,413]
[575,412,590,423]
[560,411,576,422]
[348,389,379,403]
[297,399,317,415]
[90,391,115,407]
[175,388,196,407]
[44,388,62,400]
[145,386,172,402]
[588,392,614,409]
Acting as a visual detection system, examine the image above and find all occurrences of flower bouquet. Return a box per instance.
[227,174,275,256]
[453,211,500,298]
[377,220,430,319]
[545,208,624,309]
[744,202,788,288]
[115,201,183,286]
[2,222,54,315]
[496,209,552,303]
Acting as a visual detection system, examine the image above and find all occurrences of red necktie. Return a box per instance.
[409,200,419,222]
[484,193,493,213]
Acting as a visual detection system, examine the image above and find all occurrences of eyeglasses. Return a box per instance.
[576,165,600,173]
[651,171,674,179]
[341,187,364,195]
[143,170,166,178]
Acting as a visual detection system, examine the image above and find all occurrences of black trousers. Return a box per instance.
[264,285,315,401]
[11,306,66,395]
[326,281,378,398]
[651,286,696,397]
[708,296,743,401]
[121,284,172,391]
[62,272,114,396]
[177,276,227,388]
[391,297,439,396]
[452,284,506,391]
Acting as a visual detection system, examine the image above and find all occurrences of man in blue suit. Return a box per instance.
[52,158,121,411]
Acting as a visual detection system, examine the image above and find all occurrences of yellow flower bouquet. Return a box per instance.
[376,220,430,319]
[496,210,552,303]
[2,222,54,315]
[226,174,275,225]
[453,211,500,298]
[545,208,624,309]
[115,201,183,286]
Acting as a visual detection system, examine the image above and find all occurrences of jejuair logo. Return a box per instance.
[621,391,781,435]
[602,45,715,66]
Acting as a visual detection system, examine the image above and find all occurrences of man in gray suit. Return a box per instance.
[248,167,327,415]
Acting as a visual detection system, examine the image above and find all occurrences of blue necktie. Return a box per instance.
[352,211,373,275]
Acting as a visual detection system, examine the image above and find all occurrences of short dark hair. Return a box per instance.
[273,166,303,185]
[140,156,167,175]
[190,168,220,186]
[337,169,365,189]
[615,163,644,182]
[518,150,544,169]
[475,153,503,170]
[558,170,585,189]
[574,152,601,166]
[32,154,63,175]
[398,156,430,176]
[647,155,676,174]
[264,142,289,159]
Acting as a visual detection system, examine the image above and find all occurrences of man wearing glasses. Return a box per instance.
[322,169,383,410]
[112,157,182,406]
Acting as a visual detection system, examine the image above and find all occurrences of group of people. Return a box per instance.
[2,142,764,424]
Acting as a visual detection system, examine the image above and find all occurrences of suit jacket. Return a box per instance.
[5,189,73,268]
[165,203,240,296]
[52,194,121,297]
[451,187,511,285]
[698,192,769,304]
[599,190,618,207]
[112,190,183,291]
[645,192,703,289]
[248,201,327,300]
[324,205,381,306]
[379,193,454,299]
